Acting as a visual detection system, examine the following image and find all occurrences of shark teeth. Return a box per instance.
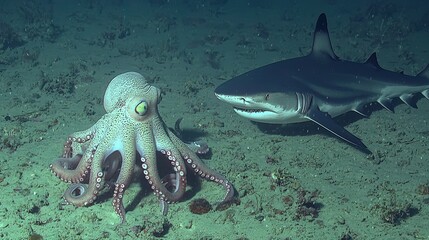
[234,107,265,113]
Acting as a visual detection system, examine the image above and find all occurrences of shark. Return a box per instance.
[214,13,429,152]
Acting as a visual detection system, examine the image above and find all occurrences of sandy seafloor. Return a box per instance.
[1,0,429,239]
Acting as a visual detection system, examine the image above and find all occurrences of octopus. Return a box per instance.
[50,72,234,223]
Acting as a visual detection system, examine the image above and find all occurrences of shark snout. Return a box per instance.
[214,93,252,108]
[214,92,222,101]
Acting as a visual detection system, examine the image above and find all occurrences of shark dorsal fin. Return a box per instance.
[311,13,337,59]
[365,52,381,69]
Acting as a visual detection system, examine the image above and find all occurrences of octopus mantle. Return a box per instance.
[50,72,234,223]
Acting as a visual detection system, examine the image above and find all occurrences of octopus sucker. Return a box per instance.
[50,72,235,223]
[50,146,96,183]
[62,148,106,207]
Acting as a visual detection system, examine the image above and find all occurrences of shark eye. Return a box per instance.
[135,100,148,116]
[265,94,270,100]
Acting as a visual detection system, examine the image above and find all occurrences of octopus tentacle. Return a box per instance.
[112,183,126,223]
[63,130,95,158]
[168,129,235,203]
[138,127,187,205]
[154,122,188,200]
[173,118,209,155]
[50,130,96,183]
[158,148,187,214]
[50,145,95,183]
[63,147,106,207]
[158,173,179,215]
[112,142,136,223]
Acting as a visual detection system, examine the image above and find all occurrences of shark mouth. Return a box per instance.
[233,107,267,113]
[215,93,271,113]
[231,104,292,124]
[215,93,289,122]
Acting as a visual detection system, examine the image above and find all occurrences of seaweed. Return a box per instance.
[347,2,410,48]
[370,185,419,225]
[19,0,63,43]
[294,189,323,220]
[1,126,23,152]
[38,61,94,95]
[205,50,223,69]
[381,203,419,225]
[38,71,76,95]
[0,20,26,50]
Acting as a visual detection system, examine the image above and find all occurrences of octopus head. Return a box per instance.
[103,72,161,113]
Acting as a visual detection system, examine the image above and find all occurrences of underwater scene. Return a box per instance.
[0,0,429,239]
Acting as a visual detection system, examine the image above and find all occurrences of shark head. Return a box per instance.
[214,63,306,124]
[214,13,336,125]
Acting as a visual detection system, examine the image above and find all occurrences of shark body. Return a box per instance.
[214,13,429,151]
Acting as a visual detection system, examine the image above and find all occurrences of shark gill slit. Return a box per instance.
[296,93,313,115]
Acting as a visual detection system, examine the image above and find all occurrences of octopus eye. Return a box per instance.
[135,100,148,116]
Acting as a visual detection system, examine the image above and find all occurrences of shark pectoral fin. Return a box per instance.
[305,107,368,151]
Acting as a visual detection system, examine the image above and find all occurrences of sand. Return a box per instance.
[0,0,429,239]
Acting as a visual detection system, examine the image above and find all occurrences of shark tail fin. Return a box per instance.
[418,65,429,99]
